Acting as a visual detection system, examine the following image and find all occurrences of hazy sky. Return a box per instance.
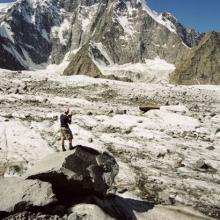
[0,0,219,32]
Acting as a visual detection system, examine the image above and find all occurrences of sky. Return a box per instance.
[0,0,15,2]
[0,0,219,32]
[147,0,220,32]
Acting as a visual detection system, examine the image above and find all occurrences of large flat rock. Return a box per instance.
[0,177,57,217]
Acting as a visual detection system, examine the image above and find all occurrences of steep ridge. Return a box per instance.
[170,31,220,85]
[161,12,204,47]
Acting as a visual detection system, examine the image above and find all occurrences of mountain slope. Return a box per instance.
[170,31,220,85]
[0,0,204,83]
[0,0,68,70]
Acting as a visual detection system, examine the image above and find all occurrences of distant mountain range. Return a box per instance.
[0,0,219,84]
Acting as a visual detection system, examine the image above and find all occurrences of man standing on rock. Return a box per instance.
[60,108,73,151]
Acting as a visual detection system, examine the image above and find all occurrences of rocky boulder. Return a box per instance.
[0,177,57,218]
[139,103,160,112]
[68,204,115,220]
[26,145,119,202]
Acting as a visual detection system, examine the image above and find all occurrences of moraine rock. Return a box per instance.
[26,145,119,201]
[0,177,57,218]
[68,204,116,220]
[2,211,67,220]
[139,103,160,112]
[160,105,189,114]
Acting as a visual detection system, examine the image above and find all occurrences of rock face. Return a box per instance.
[0,177,57,218]
[170,32,220,85]
[63,44,103,77]
[26,145,119,201]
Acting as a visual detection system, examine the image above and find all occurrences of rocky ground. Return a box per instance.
[0,68,220,219]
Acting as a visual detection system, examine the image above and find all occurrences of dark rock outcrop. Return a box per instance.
[26,145,119,202]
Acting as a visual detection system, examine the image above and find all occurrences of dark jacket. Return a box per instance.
[60,114,71,128]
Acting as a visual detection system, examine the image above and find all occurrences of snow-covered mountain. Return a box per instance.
[0,2,14,18]
[0,0,204,82]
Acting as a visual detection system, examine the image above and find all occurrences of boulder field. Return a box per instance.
[0,145,216,220]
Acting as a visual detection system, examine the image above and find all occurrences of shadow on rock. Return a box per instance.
[91,195,154,220]
[26,145,119,203]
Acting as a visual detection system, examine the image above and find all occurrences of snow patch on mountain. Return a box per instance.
[0,21,15,43]
[78,4,99,32]
[51,18,71,45]
[21,48,48,70]
[125,2,134,16]
[117,15,134,36]
[41,29,49,41]
[2,44,28,68]
[94,55,175,83]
